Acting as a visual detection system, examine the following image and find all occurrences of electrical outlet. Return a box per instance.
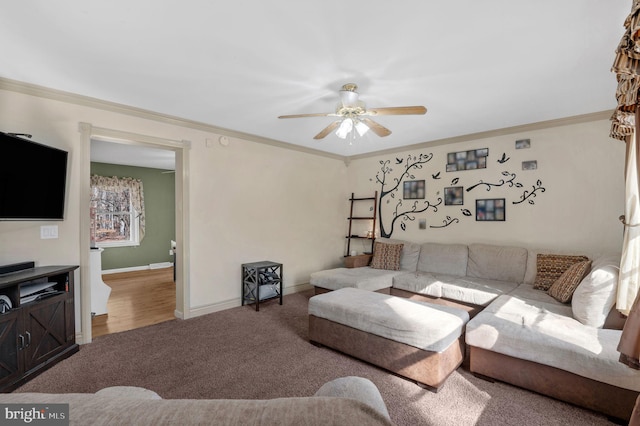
[40,225,59,239]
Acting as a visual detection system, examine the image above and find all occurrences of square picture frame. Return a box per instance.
[516,139,531,149]
[444,186,464,205]
[403,180,425,199]
[476,198,506,221]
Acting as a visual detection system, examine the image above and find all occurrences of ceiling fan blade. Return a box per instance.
[278,112,335,119]
[365,106,427,116]
[313,121,341,139]
[361,118,392,137]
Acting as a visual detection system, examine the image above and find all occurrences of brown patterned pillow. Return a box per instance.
[547,260,592,303]
[370,242,403,270]
[533,254,589,290]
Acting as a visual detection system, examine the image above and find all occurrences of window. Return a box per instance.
[90,175,145,248]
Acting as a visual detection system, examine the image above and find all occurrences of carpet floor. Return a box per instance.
[15,289,615,425]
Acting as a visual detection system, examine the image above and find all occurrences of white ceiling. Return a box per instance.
[0,1,630,160]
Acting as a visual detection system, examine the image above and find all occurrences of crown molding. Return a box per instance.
[0,77,344,161]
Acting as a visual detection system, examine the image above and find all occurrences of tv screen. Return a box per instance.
[0,132,68,220]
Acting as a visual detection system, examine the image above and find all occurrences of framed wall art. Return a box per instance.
[476,198,505,221]
[403,180,425,199]
[515,138,531,149]
[444,186,464,205]
[522,160,537,170]
[446,148,488,172]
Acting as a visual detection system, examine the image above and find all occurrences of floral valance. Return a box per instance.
[90,175,146,242]
[611,0,640,140]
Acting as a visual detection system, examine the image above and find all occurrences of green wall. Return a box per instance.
[90,162,176,270]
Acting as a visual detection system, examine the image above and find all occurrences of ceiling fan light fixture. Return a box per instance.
[278,83,427,141]
[355,120,369,137]
[339,83,359,107]
[339,90,358,107]
[335,118,353,139]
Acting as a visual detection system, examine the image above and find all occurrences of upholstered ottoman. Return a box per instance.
[309,288,469,391]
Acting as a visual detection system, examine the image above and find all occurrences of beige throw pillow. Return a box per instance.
[533,254,589,291]
[370,242,403,271]
[547,260,592,303]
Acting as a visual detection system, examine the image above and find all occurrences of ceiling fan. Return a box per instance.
[278,83,427,140]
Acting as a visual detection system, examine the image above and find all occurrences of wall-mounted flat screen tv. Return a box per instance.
[0,132,68,220]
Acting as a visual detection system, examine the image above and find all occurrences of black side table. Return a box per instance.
[241,261,283,311]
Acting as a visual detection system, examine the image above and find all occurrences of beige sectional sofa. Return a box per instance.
[3,378,394,425]
[309,238,640,422]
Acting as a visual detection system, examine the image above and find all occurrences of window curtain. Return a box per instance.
[612,1,640,379]
[90,175,146,242]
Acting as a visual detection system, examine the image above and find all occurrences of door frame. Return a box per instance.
[78,123,191,343]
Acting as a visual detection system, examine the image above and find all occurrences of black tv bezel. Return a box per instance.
[0,132,69,221]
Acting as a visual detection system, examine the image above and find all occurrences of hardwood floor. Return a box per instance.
[91,267,176,338]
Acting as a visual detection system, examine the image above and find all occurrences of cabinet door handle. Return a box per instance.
[25,331,31,348]
[18,334,24,350]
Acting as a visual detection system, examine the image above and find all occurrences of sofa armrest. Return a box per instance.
[314,376,390,420]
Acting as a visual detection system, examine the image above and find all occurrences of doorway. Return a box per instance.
[79,123,190,344]
[89,138,176,337]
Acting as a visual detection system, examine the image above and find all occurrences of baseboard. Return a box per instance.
[187,282,312,319]
[102,263,174,275]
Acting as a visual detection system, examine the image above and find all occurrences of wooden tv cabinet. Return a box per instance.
[0,265,79,392]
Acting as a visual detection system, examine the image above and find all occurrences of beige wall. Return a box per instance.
[0,87,347,335]
[346,119,626,257]
[188,133,347,308]
[0,85,625,341]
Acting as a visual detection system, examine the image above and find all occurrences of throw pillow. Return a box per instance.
[572,255,620,328]
[533,254,589,291]
[370,242,403,271]
[547,260,592,303]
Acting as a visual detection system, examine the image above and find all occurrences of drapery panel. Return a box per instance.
[90,175,146,242]
[613,0,640,372]
[619,132,640,316]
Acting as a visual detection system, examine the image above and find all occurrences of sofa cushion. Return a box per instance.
[547,260,592,303]
[370,242,403,270]
[523,249,540,285]
[375,238,420,271]
[533,254,589,290]
[392,272,442,297]
[417,243,468,276]
[572,254,620,328]
[438,275,519,307]
[466,244,528,283]
[310,267,403,292]
[509,283,566,306]
[466,295,640,392]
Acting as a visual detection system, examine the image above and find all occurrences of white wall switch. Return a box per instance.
[40,225,59,239]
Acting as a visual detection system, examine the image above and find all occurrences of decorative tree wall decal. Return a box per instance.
[514,180,546,204]
[370,153,443,237]
[430,216,460,228]
[466,171,522,192]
